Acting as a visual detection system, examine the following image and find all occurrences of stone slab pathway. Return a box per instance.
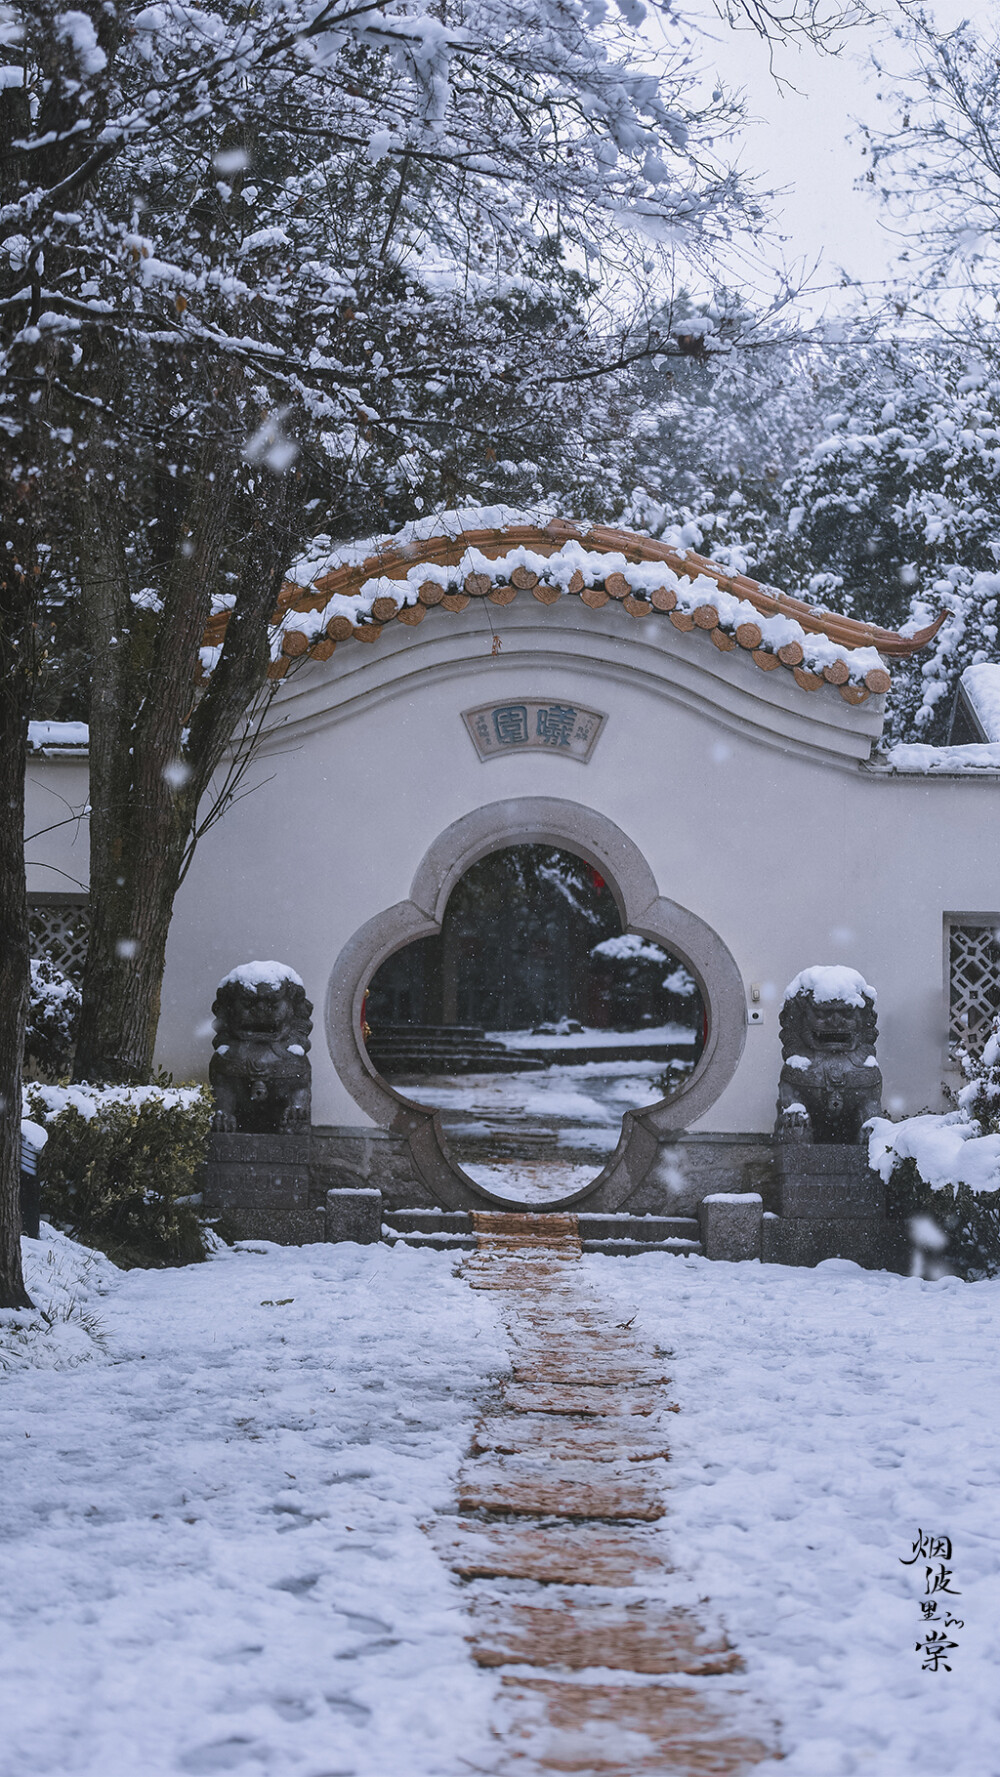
[435,1212,778,1775]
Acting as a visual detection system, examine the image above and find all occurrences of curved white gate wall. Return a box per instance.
[26,596,1000,1133]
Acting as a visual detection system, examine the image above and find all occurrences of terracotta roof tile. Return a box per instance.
[200,521,946,700]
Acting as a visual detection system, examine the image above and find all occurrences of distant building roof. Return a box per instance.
[952,663,1000,744]
[27,721,89,755]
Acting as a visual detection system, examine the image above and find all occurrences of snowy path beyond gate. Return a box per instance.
[2,1227,1000,1776]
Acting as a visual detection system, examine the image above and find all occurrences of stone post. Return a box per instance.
[325,1188,383,1245]
[698,1192,763,1261]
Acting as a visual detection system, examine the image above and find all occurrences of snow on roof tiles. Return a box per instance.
[201,519,947,706]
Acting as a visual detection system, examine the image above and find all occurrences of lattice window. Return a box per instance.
[949,922,1000,1057]
[28,900,89,984]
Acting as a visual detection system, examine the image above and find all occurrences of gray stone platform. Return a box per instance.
[204,1126,905,1269]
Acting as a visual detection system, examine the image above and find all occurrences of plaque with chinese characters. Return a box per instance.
[462,700,607,762]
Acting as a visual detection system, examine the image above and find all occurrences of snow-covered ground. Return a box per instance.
[3,1231,999,1776]
[1,1229,504,1777]
[392,1059,673,1201]
[592,1252,1000,1777]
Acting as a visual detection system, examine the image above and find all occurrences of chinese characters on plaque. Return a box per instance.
[900,1530,962,1671]
[463,700,607,762]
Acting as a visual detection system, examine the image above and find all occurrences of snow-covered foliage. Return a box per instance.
[25,1081,205,1122]
[0,1226,119,1375]
[662,965,698,996]
[870,1020,1000,1278]
[23,1081,213,1269]
[591,933,668,965]
[25,956,81,1079]
[863,10,1000,305]
[616,326,838,568]
[2,0,758,555]
[869,1112,1000,1200]
[769,351,1000,743]
[588,937,697,1000]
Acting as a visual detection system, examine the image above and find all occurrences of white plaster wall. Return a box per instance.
[24,602,1000,1135]
[25,758,90,892]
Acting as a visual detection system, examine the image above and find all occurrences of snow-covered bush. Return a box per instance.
[25,957,81,1080]
[870,1023,1000,1278]
[0,1230,118,1375]
[23,1084,214,1270]
[586,932,702,1093]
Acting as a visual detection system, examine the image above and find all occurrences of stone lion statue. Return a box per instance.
[775,966,882,1145]
[210,964,312,1134]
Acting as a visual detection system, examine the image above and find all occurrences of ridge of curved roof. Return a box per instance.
[201,519,946,705]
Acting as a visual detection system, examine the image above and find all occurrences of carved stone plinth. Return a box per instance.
[776,1145,884,1218]
[205,1132,319,1246]
[765,1146,896,1270]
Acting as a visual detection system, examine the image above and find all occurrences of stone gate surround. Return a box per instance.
[322,797,750,1215]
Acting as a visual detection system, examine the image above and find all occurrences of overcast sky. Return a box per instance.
[677,0,991,315]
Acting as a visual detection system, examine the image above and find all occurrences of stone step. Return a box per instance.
[373,1049,545,1075]
[577,1214,699,1242]
[367,1022,699,1074]
[581,1237,704,1257]
[384,1206,475,1253]
[384,1208,474,1233]
[371,1024,488,1039]
[382,1207,703,1257]
[366,1023,546,1075]
[383,1229,479,1251]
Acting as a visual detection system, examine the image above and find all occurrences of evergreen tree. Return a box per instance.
[768,348,1000,743]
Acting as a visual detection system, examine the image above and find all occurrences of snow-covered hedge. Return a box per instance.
[869,1025,1000,1278]
[25,957,81,1079]
[23,1083,213,1270]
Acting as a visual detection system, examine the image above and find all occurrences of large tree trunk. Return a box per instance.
[72,831,188,1084]
[0,545,35,1309]
[69,460,191,1082]
[71,444,299,1084]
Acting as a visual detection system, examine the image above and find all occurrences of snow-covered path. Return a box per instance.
[3,1231,1000,1776]
[389,1061,670,1200]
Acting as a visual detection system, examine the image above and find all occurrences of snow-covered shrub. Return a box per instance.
[24,1084,213,1269]
[25,957,81,1079]
[870,1023,1000,1278]
[0,1229,118,1374]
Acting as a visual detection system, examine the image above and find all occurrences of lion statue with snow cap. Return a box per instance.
[210,962,312,1134]
[776,966,882,1145]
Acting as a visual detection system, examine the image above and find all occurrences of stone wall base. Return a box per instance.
[762,1211,906,1271]
[204,1126,906,1268]
[204,1133,391,1245]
